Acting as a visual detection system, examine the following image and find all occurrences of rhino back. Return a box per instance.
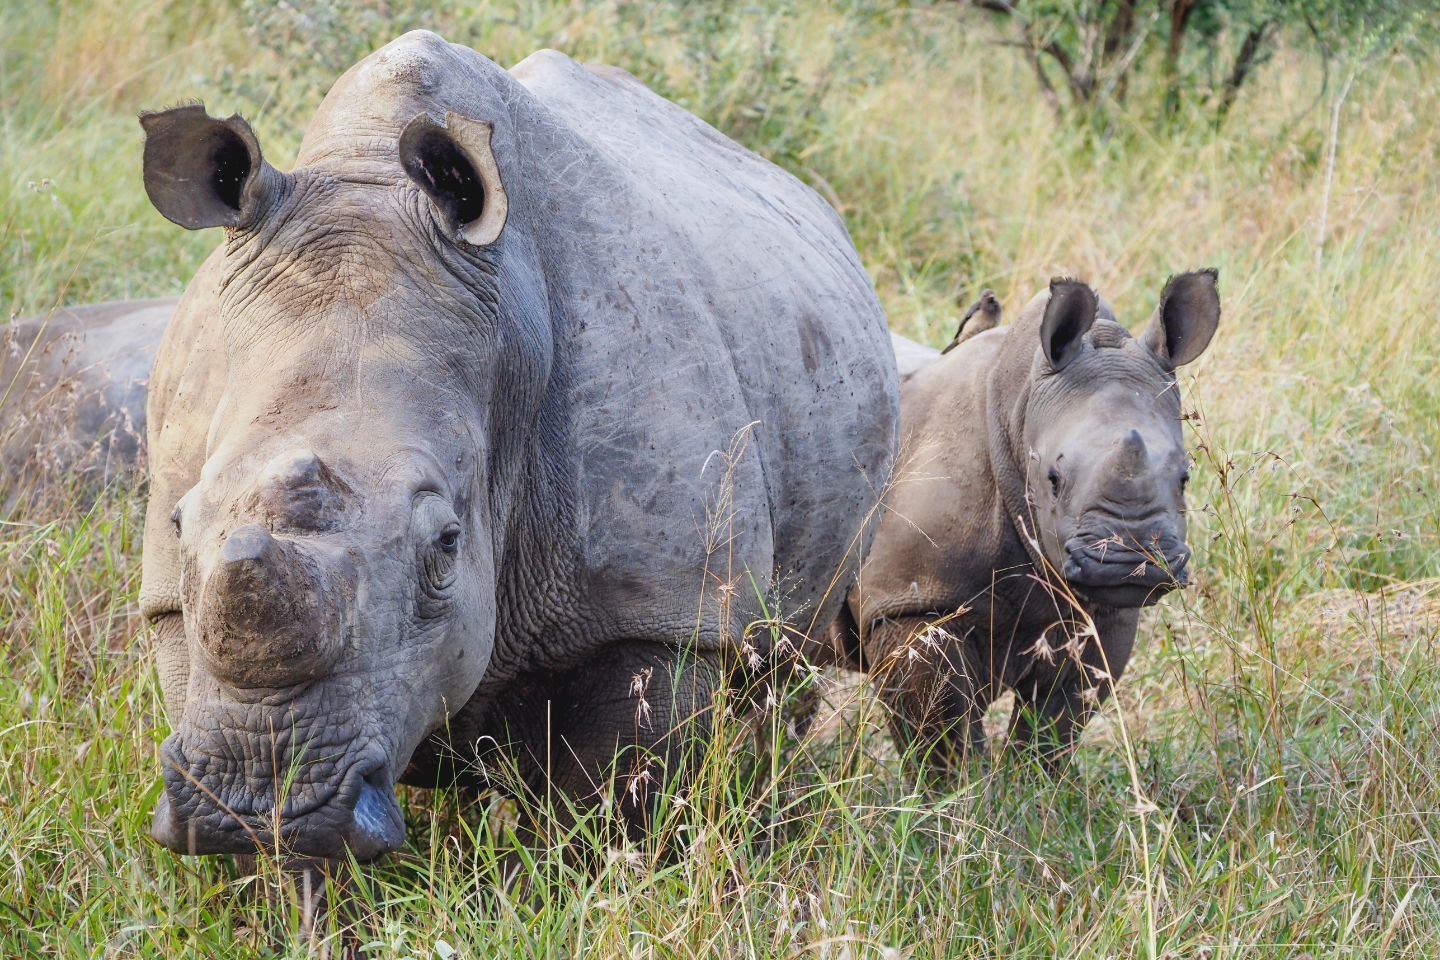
[1,298,173,495]
[890,332,941,385]
[505,50,898,648]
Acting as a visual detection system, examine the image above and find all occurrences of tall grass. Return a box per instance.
[2,1,1437,956]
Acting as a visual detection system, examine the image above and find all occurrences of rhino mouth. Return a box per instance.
[1061,535,1189,608]
[150,737,406,861]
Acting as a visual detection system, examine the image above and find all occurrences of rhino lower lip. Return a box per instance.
[348,770,406,858]
[151,748,405,861]
[1073,581,1181,608]
[1068,560,1188,582]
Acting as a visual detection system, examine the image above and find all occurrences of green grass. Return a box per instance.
[2,1,1438,956]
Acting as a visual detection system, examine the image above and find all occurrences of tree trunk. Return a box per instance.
[1216,22,1273,124]
[1164,0,1200,116]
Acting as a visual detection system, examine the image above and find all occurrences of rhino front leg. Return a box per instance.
[1006,607,1139,770]
[497,641,725,845]
[151,613,190,719]
[867,615,992,778]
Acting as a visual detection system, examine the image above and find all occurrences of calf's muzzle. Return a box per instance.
[1061,529,1190,607]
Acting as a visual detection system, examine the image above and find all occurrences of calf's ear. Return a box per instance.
[1144,269,1220,368]
[399,112,509,247]
[140,104,281,230]
[1040,278,1098,371]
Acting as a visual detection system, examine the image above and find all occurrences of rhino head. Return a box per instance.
[1018,272,1219,608]
[139,45,547,862]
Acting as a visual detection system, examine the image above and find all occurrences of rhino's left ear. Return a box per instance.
[140,104,284,230]
[399,112,509,246]
[1143,269,1220,368]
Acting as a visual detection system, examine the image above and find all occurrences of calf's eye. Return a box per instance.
[1047,467,1062,497]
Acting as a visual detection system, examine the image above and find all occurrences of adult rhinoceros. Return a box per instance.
[138,30,897,861]
[1,299,173,501]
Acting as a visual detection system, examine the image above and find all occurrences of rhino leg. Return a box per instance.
[487,641,725,845]
[1006,608,1139,770]
[151,614,189,718]
[868,615,992,777]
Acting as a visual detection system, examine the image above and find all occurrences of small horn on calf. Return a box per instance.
[1113,429,1150,478]
[196,524,344,688]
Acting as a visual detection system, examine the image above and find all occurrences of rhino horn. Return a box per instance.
[255,449,351,531]
[197,524,343,688]
[1116,430,1149,474]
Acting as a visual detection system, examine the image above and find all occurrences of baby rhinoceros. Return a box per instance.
[834,272,1219,772]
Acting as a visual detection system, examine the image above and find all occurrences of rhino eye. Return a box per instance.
[170,505,183,538]
[1047,467,1062,497]
[1180,471,1191,492]
[436,523,461,555]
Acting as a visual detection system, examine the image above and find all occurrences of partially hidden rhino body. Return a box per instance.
[1,299,173,501]
[889,331,939,386]
[140,31,898,861]
[834,274,1219,771]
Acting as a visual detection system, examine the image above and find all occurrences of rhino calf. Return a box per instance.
[834,272,1219,770]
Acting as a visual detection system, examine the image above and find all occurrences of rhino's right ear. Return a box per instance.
[140,105,281,230]
[1039,278,1098,372]
[399,112,509,247]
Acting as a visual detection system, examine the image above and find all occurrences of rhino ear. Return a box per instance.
[1144,269,1220,368]
[140,104,280,230]
[1039,278,1098,371]
[399,112,509,247]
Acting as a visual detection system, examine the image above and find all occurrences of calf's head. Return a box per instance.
[140,88,544,861]
[1020,272,1219,608]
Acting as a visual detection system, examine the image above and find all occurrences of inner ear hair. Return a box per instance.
[139,104,273,231]
[1040,277,1099,371]
[403,124,486,226]
[1146,268,1221,367]
[399,112,509,246]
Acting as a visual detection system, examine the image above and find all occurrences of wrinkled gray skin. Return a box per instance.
[1,300,173,498]
[833,273,1219,771]
[139,31,898,862]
